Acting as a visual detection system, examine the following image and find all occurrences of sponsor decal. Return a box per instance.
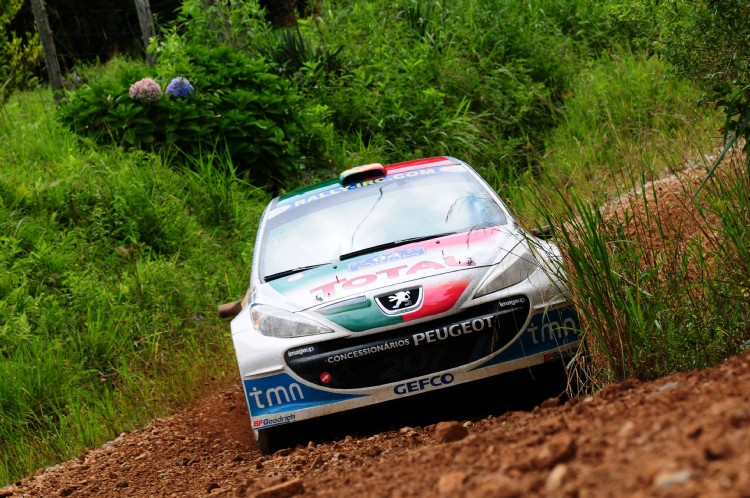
[348,247,426,272]
[498,296,526,308]
[273,169,444,215]
[471,306,581,371]
[527,315,577,345]
[320,372,331,384]
[544,351,563,362]
[289,169,437,209]
[253,414,296,428]
[412,314,494,346]
[287,346,315,358]
[247,382,304,410]
[311,257,472,298]
[286,296,530,389]
[244,374,366,416]
[394,373,455,395]
[326,338,412,364]
[322,296,530,366]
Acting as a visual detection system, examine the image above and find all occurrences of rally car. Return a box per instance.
[219,156,580,453]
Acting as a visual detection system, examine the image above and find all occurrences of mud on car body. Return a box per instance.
[219,156,580,453]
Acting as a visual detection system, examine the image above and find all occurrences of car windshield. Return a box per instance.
[260,166,508,280]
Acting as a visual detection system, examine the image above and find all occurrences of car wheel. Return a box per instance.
[528,348,591,401]
[256,426,287,454]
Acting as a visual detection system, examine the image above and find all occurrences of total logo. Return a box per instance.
[310,257,473,298]
[393,373,455,395]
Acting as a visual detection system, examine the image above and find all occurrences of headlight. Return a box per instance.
[250,305,333,338]
[474,245,539,297]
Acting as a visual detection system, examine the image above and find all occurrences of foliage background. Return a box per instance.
[1,0,749,487]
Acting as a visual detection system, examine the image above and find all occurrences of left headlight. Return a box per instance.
[474,243,539,298]
[250,304,334,338]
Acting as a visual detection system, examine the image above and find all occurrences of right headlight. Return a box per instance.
[474,244,539,298]
[250,304,333,338]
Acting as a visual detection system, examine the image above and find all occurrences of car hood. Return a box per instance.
[256,226,524,326]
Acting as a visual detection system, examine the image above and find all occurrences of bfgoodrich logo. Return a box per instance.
[376,287,423,314]
[253,414,296,428]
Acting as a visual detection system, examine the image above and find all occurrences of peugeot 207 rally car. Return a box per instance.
[219,156,580,453]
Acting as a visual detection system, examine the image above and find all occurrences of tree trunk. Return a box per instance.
[134,0,156,66]
[29,0,63,100]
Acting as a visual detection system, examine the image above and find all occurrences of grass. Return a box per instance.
[528,118,749,384]
[495,49,749,385]
[0,89,268,484]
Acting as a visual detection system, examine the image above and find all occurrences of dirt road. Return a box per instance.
[2,348,749,497]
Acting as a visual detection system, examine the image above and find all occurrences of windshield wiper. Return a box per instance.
[339,232,458,261]
[264,264,327,282]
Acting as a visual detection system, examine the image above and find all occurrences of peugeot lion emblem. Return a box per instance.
[376,287,423,315]
[388,291,412,308]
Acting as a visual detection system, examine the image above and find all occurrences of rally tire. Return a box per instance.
[256,426,287,455]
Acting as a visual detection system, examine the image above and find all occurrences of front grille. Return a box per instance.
[285,295,530,389]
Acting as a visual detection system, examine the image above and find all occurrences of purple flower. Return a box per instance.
[165,77,194,98]
[129,78,162,103]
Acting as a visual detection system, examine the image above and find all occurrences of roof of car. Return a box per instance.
[276,156,460,207]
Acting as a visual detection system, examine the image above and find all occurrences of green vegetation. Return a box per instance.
[0,92,267,483]
[59,53,302,189]
[0,0,42,98]
[1,0,749,486]
[613,0,750,164]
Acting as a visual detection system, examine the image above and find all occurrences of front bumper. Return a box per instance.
[235,302,580,431]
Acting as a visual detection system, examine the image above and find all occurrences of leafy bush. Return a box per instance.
[168,0,269,51]
[0,0,42,96]
[58,49,303,187]
[258,25,346,78]
[614,0,750,169]
[280,0,631,176]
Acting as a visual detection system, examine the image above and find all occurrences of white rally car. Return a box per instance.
[219,156,580,453]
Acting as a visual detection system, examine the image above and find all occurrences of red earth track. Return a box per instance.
[2,349,749,498]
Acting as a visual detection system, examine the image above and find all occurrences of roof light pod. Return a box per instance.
[340,163,386,185]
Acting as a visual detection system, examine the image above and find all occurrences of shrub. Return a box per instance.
[0,0,43,96]
[614,0,750,173]
[58,50,303,188]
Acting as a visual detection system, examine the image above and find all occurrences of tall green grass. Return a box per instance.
[536,158,749,384]
[515,51,749,383]
[0,90,267,485]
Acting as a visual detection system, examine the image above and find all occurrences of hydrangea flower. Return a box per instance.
[165,77,194,98]
[129,78,162,103]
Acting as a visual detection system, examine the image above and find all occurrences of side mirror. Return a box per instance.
[218,301,242,319]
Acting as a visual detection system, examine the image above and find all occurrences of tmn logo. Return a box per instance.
[247,383,304,409]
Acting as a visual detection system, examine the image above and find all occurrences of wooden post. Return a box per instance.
[134,0,156,66]
[29,0,63,100]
